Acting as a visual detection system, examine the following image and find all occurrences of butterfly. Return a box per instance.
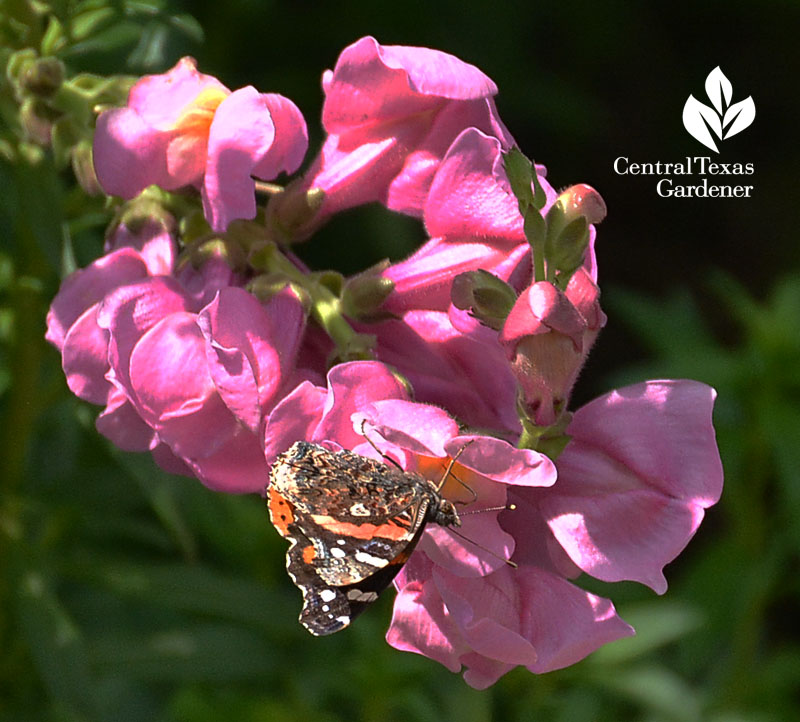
[267,440,460,635]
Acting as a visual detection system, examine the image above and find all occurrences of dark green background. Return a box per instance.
[2,1,800,720]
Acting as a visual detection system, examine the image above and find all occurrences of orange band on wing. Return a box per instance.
[310,515,410,541]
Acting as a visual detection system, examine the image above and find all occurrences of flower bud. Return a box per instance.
[545,184,606,278]
[451,269,518,330]
[21,57,65,98]
[341,261,396,322]
[20,97,59,146]
[248,274,312,310]
[499,268,605,427]
[265,180,326,243]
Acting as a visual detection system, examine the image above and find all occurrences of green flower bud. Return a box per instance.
[21,57,65,98]
[341,260,396,322]
[265,179,326,244]
[451,269,518,330]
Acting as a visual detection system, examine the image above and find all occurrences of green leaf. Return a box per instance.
[599,664,702,722]
[82,560,290,631]
[589,601,703,664]
[503,147,534,212]
[88,623,277,682]
[14,569,98,718]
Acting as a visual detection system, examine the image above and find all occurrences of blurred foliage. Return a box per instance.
[2,1,799,721]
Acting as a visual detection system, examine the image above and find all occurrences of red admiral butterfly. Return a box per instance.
[267,440,461,636]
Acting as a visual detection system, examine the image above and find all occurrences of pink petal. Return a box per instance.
[541,380,723,592]
[61,305,111,404]
[177,255,241,310]
[263,381,327,465]
[370,312,520,433]
[566,380,723,503]
[322,37,496,134]
[420,473,514,577]
[127,312,237,459]
[423,128,525,241]
[313,361,410,450]
[46,248,149,350]
[197,293,263,434]
[435,568,538,666]
[197,287,304,433]
[105,220,177,276]
[381,237,522,315]
[499,283,585,353]
[183,425,269,494]
[127,57,228,127]
[251,93,308,180]
[201,87,276,231]
[150,441,194,476]
[306,123,420,217]
[358,398,459,457]
[387,556,464,673]
[98,276,193,392]
[500,489,583,577]
[93,108,171,198]
[544,487,708,593]
[515,566,634,674]
[446,435,556,487]
[95,387,155,452]
[387,99,514,216]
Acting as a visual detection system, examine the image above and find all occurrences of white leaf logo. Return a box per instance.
[682,67,755,152]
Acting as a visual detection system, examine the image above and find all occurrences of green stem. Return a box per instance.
[254,244,374,359]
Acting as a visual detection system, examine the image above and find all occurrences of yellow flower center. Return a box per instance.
[173,86,228,138]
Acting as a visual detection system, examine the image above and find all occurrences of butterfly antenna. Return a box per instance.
[435,440,475,494]
[443,469,478,505]
[358,418,405,472]
[459,502,517,516]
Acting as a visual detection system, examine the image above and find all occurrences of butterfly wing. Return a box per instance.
[269,441,430,586]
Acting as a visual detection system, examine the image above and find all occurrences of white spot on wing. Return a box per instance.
[355,551,389,568]
[319,589,337,603]
[347,589,379,602]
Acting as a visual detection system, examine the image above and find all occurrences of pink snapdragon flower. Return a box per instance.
[301,37,514,226]
[388,379,723,688]
[378,128,549,316]
[45,219,177,406]
[93,57,308,231]
[46,220,310,491]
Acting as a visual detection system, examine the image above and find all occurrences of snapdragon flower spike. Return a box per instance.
[93,57,308,232]
[300,37,514,230]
